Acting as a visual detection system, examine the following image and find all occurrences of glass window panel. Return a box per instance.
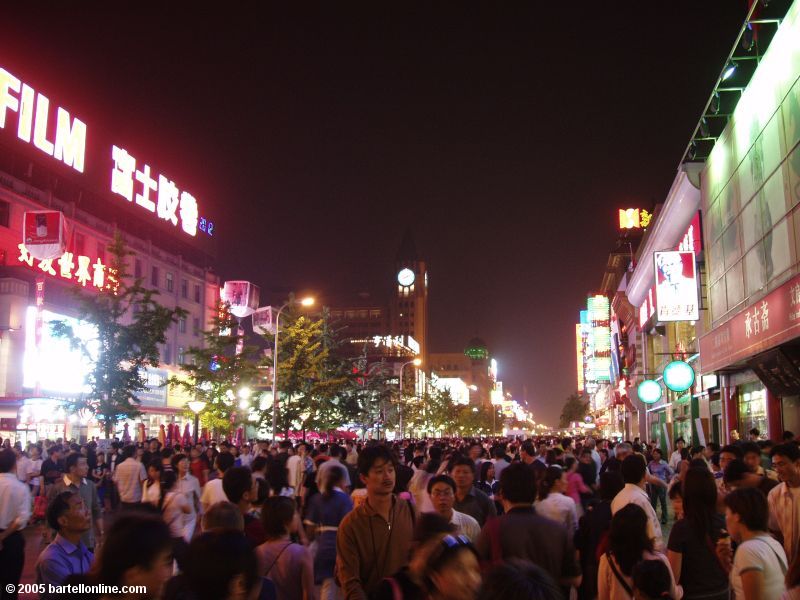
[741,195,765,252]
[744,243,768,297]
[722,221,742,267]
[710,278,727,322]
[709,240,725,281]
[785,144,800,208]
[719,178,741,227]
[761,112,785,179]
[706,198,723,244]
[763,163,789,225]
[782,76,800,154]
[765,216,792,284]
[725,261,744,309]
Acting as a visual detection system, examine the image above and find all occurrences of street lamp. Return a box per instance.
[398,357,421,439]
[271,296,315,440]
[187,400,207,445]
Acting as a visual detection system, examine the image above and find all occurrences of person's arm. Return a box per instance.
[335,520,368,600]
[667,550,682,583]
[739,569,765,600]
[596,554,610,600]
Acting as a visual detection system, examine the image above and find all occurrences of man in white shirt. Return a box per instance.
[611,454,664,552]
[200,452,233,515]
[13,448,31,485]
[428,474,480,541]
[173,453,202,541]
[669,437,686,471]
[238,445,253,469]
[112,445,147,510]
[585,437,602,476]
[490,447,509,481]
[0,448,32,599]
[316,446,351,493]
[768,443,800,564]
[286,443,308,498]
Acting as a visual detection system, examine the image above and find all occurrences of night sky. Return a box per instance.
[2,2,748,426]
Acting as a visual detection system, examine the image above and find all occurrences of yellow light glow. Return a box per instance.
[413,358,422,366]
[300,297,315,307]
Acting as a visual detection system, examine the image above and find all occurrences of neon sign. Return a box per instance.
[18,243,117,292]
[0,68,87,173]
[619,208,652,230]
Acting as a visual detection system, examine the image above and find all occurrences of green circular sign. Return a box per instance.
[663,360,695,392]
[637,380,662,404]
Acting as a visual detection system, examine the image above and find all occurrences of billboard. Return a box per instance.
[587,295,611,382]
[654,251,699,322]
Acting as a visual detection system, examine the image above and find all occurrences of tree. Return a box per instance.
[559,392,589,428]
[51,231,186,437]
[170,303,262,436]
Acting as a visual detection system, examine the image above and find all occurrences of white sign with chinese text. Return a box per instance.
[654,251,699,322]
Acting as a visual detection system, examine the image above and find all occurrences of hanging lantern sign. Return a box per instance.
[252,306,277,335]
[663,360,695,393]
[222,281,260,318]
[637,379,663,404]
[23,211,67,260]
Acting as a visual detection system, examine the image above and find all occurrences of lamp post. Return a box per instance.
[398,358,421,439]
[187,400,207,446]
[271,296,315,441]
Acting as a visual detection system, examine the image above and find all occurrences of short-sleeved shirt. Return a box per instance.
[731,535,788,600]
[256,540,313,600]
[304,489,354,581]
[667,515,729,595]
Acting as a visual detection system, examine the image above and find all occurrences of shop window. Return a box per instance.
[739,383,768,438]
[181,279,188,299]
[166,272,174,293]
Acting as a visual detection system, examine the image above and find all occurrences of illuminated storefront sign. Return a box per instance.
[618,208,652,230]
[0,65,215,238]
[587,295,611,382]
[0,67,87,173]
[576,324,584,392]
[18,243,117,292]
[654,251,699,322]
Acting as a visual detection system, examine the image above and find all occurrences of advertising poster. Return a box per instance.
[654,251,699,321]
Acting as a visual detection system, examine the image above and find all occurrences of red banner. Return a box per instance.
[700,272,800,372]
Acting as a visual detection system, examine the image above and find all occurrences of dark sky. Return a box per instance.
[2,2,748,426]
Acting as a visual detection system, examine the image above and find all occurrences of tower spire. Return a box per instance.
[396,227,418,262]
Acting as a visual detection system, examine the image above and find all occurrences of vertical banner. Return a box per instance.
[34,276,45,396]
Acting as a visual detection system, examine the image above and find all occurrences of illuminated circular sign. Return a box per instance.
[663,360,695,392]
[397,268,415,286]
[637,380,663,404]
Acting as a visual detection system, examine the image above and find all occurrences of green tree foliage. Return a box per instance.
[51,232,186,437]
[559,392,589,428]
[170,303,261,435]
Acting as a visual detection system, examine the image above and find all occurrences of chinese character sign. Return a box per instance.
[654,251,699,322]
[18,243,114,292]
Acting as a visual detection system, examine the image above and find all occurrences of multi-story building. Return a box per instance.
[390,228,429,365]
[0,62,219,444]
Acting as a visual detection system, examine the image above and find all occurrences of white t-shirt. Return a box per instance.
[731,535,788,600]
[200,477,229,513]
[535,492,578,539]
[162,491,189,538]
[450,510,481,541]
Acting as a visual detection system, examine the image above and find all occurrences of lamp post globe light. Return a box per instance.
[271,296,315,441]
[398,357,422,438]
[187,399,207,445]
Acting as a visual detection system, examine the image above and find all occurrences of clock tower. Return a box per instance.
[391,228,429,365]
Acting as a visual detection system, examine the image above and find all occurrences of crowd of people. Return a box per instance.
[0,430,798,600]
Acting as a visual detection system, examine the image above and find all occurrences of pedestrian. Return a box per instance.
[201,500,245,532]
[666,467,728,600]
[420,533,482,600]
[564,456,591,516]
[142,459,163,506]
[535,464,578,539]
[647,448,672,525]
[428,474,481,541]
[40,445,65,497]
[597,504,679,600]
[632,560,676,600]
[113,444,147,510]
[723,458,779,496]
[336,445,415,599]
[450,456,496,527]
[304,462,353,600]
[0,448,31,600]
[223,465,266,547]
[611,454,665,552]
[478,560,563,600]
[200,451,234,514]
[669,439,686,472]
[769,443,800,564]
[474,462,499,499]
[35,491,93,596]
[46,451,103,551]
[256,496,315,600]
[475,462,581,593]
[720,487,789,600]
[172,453,201,542]
[159,470,191,571]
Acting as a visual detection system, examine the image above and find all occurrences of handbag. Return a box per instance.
[33,495,47,521]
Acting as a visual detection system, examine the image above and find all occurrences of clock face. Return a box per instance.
[397,268,415,287]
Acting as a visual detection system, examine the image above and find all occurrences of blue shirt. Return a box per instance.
[304,489,353,582]
[648,459,673,483]
[36,533,93,596]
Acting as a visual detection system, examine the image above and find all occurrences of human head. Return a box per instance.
[216,452,235,474]
[147,460,163,481]
[599,471,625,501]
[449,456,476,490]
[724,486,769,541]
[615,442,633,461]
[171,453,189,475]
[478,560,561,600]
[719,444,743,473]
[609,504,653,576]
[722,459,752,488]
[771,443,800,484]
[94,514,173,597]
[479,461,495,482]
[783,430,796,442]
[468,443,482,461]
[428,475,457,518]
[748,428,760,440]
[358,445,397,497]
[251,456,268,475]
[223,467,257,507]
[632,559,673,600]
[202,501,244,532]
[65,452,88,479]
[675,437,685,450]
[184,530,261,600]
[668,483,683,520]
[261,496,296,539]
[498,462,537,505]
[650,448,662,462]
[739,442,762,473]
[46,490,90,534]
[621,454,647,486]
[425,535,481,600]
[656,251,684,282]
[537,465,566,501]
[0,448,16,473]
[681,467,717,529]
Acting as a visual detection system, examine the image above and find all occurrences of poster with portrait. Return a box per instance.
[654,251,699,322]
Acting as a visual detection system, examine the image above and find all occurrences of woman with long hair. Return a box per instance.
[597,504,679,600]
[266,456,294,497]
[159,470,191,571]
[534,465,577,539]
[475,461,498,498]
[304,463,353,600]
[667,467,728,599]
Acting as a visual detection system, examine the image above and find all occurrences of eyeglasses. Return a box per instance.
[430,488,454,497]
